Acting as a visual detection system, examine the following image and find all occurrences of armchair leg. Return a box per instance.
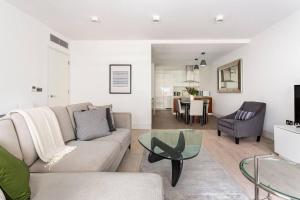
[235,137,240,145]
[256,136,261,142]
[217,130,221,136]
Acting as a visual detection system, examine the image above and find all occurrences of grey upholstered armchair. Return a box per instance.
[217,101,266,144]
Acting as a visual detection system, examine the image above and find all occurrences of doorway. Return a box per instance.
[47,47,70,106]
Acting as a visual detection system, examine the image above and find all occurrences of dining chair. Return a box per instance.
[176,99,185,120]
[204,99,210,124]
[189,100,204,125]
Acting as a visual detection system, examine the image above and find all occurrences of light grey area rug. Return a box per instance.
[140,148,249,200]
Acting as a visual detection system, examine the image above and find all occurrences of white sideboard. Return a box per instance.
[274,125,300,163]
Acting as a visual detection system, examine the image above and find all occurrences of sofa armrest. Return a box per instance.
[113,112,132,129]
[234,113,264,137]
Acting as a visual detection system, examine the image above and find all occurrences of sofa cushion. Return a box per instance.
[10,113,38,166]
[0,146,31,200]
[218,119,235,129]
[89,104,116,131]
[74,109,110,141]
[93,128,131,150]
[66,102,93,131]
[0,119,23,160]
[50,106,75,142]
[30,172,163,200]
[29,141,121,172]
[234,110,255,121]
[106,107,116,131]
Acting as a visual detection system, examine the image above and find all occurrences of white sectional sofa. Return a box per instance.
[0,102,164,200]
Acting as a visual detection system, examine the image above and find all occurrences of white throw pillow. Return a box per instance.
[0,189,6,200]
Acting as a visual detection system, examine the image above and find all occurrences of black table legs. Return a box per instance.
[148,132,185,187]
[171,160,183,187]
[182,103,208,125]
[185,106,189,124]
[148,153,184,187]
[148,152,164,163]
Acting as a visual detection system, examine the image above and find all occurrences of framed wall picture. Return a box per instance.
[217,59,242,93]
[109,64,132,94]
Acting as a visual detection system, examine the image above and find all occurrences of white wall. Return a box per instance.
[70,41,152,129]
[211,10,300,138]
[0,0,69,114]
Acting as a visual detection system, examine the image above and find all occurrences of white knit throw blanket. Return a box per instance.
[10,107,76,168]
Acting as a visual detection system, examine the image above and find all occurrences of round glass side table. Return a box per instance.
[240,155,300,200]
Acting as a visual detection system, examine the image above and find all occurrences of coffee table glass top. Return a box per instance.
[240,156,300,199]
[138,129,202,161]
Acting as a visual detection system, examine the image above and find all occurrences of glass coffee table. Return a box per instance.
[240,155,300,200]
[138,129,202,187]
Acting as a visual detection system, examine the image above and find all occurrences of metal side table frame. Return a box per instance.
[241,154,299,200]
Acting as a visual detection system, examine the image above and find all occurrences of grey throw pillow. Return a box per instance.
[74,109,111,141]
[88,104,116,131]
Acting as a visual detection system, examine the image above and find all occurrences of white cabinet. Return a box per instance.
[274,125,300,163]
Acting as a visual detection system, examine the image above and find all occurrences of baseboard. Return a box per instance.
[262,130,274,140]
[212,113,222,118]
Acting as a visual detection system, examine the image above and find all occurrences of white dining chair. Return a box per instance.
[189,100,204,125]
[176,99,185,120]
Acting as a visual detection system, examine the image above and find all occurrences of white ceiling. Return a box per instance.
[152,43,245,66]
[6,0,300,40]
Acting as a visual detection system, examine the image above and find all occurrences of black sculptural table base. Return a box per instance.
[148,132,185,187]
[148,152,183,187]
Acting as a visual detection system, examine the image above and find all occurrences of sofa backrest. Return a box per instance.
[10,113,38,166]
[0,118,23,160]
[50,106,76,142]
[241,101,266,113]
[66,102,92,131]
[2,103,93,166]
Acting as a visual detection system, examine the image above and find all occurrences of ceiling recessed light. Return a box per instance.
[152,15,161,23]
[215,14,224,23]
[90,16,99,23]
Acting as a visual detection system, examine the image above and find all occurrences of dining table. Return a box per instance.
[181,100,209,125]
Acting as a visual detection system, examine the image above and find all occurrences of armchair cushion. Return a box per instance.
[234,110,255,120]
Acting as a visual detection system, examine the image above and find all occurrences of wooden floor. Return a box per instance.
[118,110,279,199]
[152,110,217,129]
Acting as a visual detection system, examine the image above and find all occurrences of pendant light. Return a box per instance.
[200,52,207,67]
[194,58,199,70]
